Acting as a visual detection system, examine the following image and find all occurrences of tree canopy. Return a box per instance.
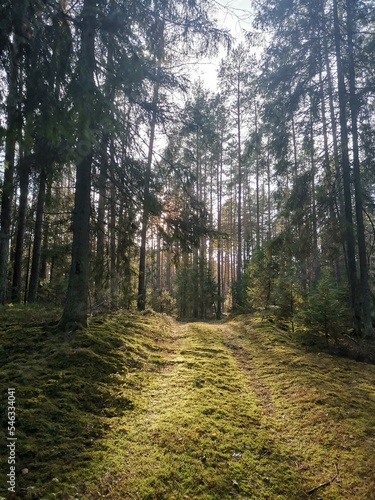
[0,0,375,342]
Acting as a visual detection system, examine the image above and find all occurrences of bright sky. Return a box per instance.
[194,0,254,90]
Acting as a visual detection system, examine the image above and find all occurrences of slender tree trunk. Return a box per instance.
[11,156,30,302]
[156,232,161,309]
[95,136,108,306]
[318,34,342,284]
[217,131,223,319]
[28,167,47,302]
[59,0,96,329]
[236,74,243,301]
[267,140,271,241]
[110,178,118,308]
[310,114,320,286]
[24,236,32,303]
[291,111,298,179]
[166,251,171,292]
[137,13,165,311]
[255,102,261,252]
[192,129,200,318]
[322,0,344,219]
[137,84,158,311]
[39,180,52,281]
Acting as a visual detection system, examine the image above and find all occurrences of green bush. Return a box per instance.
[298,272,350,340]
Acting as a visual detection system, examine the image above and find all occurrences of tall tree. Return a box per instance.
[137,7,165,311]
[345,0,373,338]
[218,44,252,306]
[333,0,361,335]
[58,0,97,329]
[0,4,24,304]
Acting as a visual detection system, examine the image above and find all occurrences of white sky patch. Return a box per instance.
[193,0,254,90]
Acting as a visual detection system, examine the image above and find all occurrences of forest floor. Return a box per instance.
[1,308,375,499]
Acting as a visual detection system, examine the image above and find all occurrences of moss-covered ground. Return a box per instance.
[1,307,375,499]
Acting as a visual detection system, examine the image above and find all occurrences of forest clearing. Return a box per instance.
[2,0,375,497]
[1,306,375,499]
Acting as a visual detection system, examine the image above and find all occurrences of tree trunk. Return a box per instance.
[333,0,361,335]
[217,131,223,319]
[137,92,158,311]
[0,41,18,304]
[137,13,165,311]
[110,178,118,308]
[39,180,52,281]
[236,73,243,302]
[255,102,261,252]
[346,0,373,338]
[28,167,47,302]
[310,113,320,286]
[266,140,271,241]
[59,0,96,330]
[11,156,30,302]
[95,136,108,306]
[318,31,342,284]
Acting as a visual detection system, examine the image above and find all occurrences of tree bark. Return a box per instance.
[39,180,52,281]
[216,129,223,319]
[110,176,118,308]
[59,0,96,329]
[137,12,165,311]
[255,102,261,252]
[346,0,373,338]
[333,0,361,335]
[11,156,30,302]
[236,72,243,302]
[28,167,47,302]
[95,136,108,306]
[0,41,19,304]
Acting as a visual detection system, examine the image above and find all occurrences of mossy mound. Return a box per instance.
[0,305,171,499]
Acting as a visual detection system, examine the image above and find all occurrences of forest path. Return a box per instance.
[90,317,375,500]
[95,320,308,499]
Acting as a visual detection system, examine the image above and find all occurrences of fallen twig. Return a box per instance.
[306,464,338,495]
[343,333,359,345]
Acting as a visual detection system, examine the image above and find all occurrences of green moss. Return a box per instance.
[0,306,171,498]
[1,307,375,499]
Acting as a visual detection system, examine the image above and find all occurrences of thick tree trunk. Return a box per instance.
[333,0,361,335]
[59,0,96,330]
[0,42,18,304]
[346,0,373,338]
